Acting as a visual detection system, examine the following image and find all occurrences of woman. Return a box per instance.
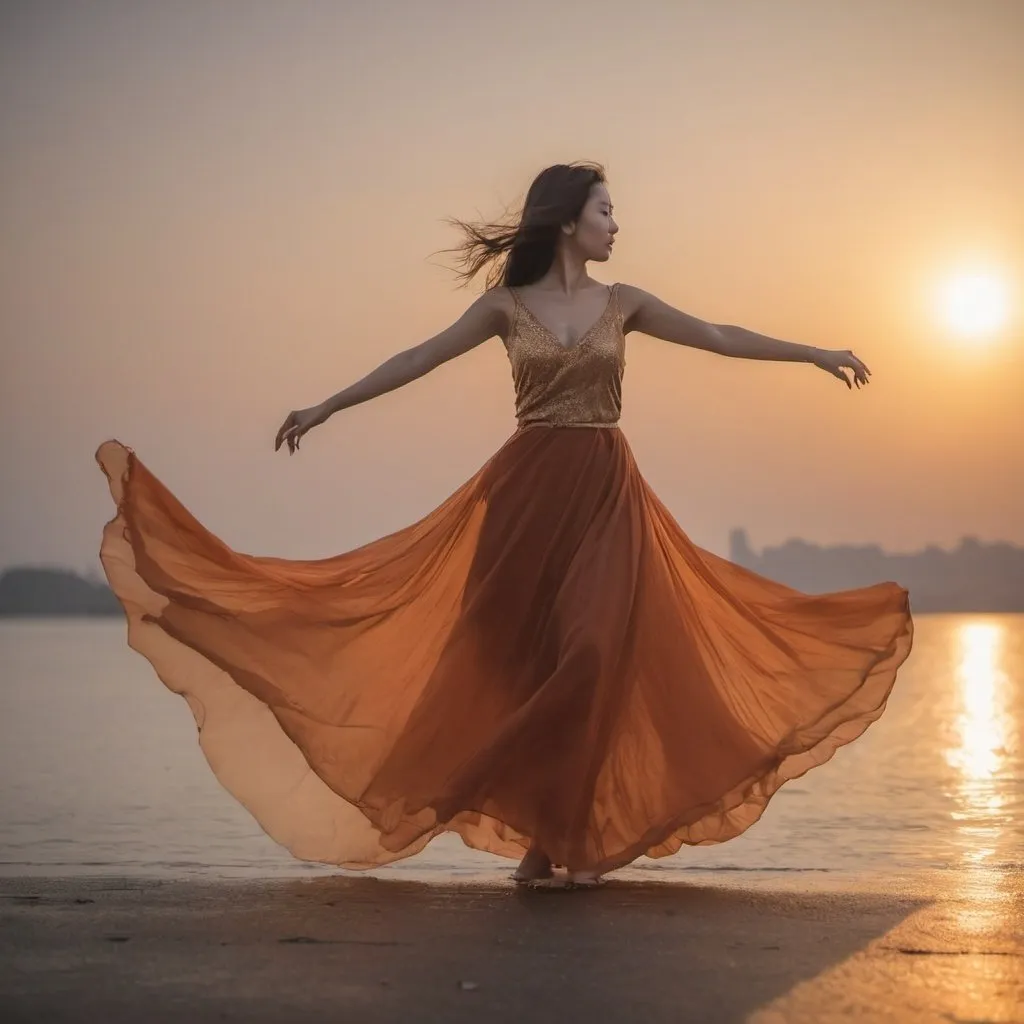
[97,161,913,890]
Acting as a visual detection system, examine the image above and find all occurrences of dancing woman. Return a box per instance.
[97,161,912,889]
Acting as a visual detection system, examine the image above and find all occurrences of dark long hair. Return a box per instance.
[435,161,607,291]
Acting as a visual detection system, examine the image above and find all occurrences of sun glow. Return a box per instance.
[938,271,1011,338]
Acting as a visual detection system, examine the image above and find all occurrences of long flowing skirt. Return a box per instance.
[95,427,912,874]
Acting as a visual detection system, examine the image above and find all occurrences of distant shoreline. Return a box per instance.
[4,531,1024,615]
[0,567,121,617]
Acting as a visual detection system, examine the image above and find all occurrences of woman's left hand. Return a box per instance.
[812,349,871,389]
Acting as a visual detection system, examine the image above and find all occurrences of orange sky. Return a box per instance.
[2,0,1022,573]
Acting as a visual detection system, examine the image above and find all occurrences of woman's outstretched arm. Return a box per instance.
[618,284,871,389]
[275,290,506,453]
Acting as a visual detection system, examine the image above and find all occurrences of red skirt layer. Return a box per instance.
[96,427,912,874]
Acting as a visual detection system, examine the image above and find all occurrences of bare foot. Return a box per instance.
[566,870,605,889]
[522,875,570,890]
[520,871,605,892]
[512,845,554,883]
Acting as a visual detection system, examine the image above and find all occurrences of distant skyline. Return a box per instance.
[6,531,1023,614]
[2,0,1022,574]
[3,529,1020,576]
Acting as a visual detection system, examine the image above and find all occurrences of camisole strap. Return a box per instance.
[506,286,524,347]
[508,285,520,321]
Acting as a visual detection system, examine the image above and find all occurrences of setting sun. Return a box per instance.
[939,271,1012,338]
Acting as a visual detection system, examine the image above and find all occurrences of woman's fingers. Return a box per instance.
[849,352,871,382]
[841,351,871,388]
[276,411,314,451]
[275,413,296,451]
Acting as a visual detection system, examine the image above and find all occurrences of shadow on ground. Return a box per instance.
[0,873,932,1023]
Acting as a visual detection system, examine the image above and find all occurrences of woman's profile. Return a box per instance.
[96,161,913,889]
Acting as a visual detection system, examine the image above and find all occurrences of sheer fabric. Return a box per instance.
[96,282,913,873]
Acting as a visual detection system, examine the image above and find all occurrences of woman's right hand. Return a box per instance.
[275,404,329,455]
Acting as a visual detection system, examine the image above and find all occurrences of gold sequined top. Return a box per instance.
[506,282,624,429]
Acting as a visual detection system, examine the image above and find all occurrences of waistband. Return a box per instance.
[516,421,621,430]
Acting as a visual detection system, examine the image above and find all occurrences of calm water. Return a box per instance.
[0,616,1021,883]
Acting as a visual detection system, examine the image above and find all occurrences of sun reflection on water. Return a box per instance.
[947,622,1008,783]
[937,619,1019,1024]
[945,620,1015,882]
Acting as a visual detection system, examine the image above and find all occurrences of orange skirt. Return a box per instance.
[96,427,912,874]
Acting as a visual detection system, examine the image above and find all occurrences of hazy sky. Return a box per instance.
[2,0,1022,574]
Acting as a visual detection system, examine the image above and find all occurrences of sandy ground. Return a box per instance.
[1,871,1021,1023]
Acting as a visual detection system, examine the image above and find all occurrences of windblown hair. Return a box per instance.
[435,161,607,291]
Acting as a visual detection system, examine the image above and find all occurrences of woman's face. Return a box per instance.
[564,182,618,262]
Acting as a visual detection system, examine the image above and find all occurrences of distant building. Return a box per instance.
[729,529,1024,613]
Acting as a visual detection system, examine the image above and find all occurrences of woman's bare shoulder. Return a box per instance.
[481,285,516,342]
[614,282,649,333]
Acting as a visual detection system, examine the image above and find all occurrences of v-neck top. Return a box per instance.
[505,283,624,429]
